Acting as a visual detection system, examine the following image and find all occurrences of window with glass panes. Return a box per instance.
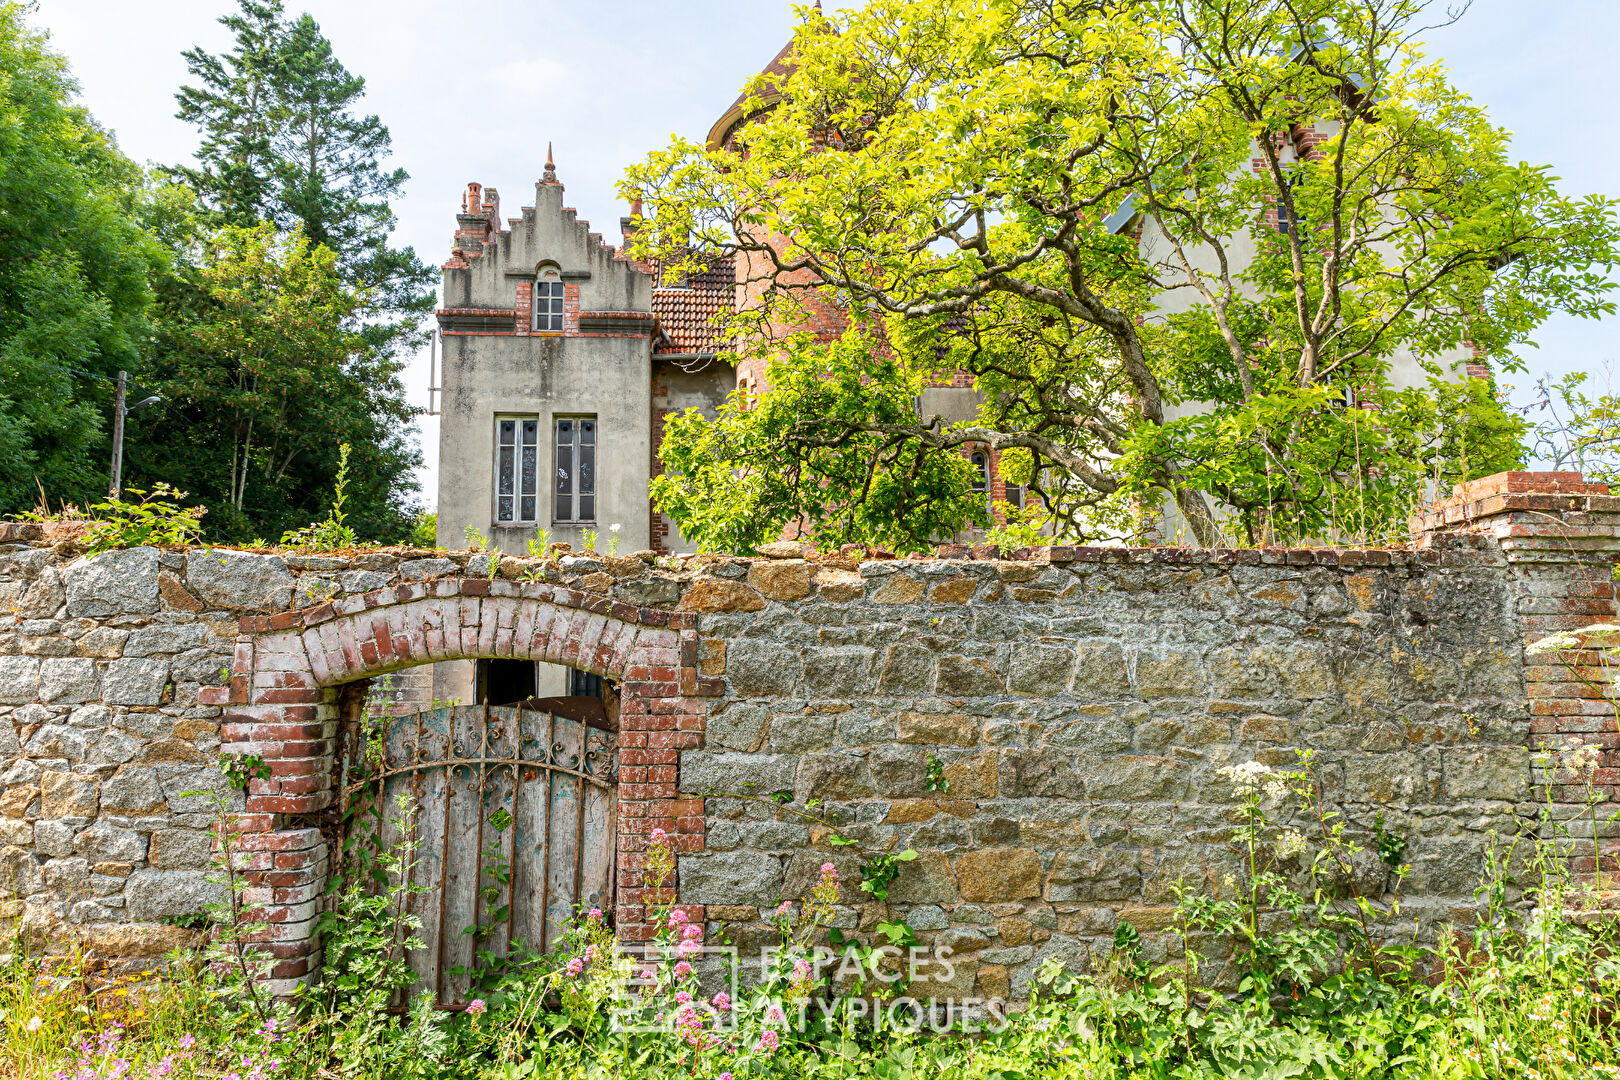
[554,417,596,522]
[495,416,541,524]
[534,280,564,332]
[970,451,990,510]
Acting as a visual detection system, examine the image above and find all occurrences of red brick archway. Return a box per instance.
[198,577,717,991]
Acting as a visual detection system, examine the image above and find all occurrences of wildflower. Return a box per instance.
[651,828,668,841]
[587,907,603,922]
[683,923,703,941]
[466,998,487,1017]
[676,991,693,1005]
[584,944,600,963]
[1275,829,1309,859]
[794,958,812,978]
[720,1073,734,1080]
[179,1035,195,1051]
[756,1029,780,1055]
[677,938,702,959]
[764,1003,787,1025]
[1568,743,1603,775]
[260,1017,280,1043]
[1219,760,1289,800]
[26,1016,43,1032]
[711,992,731,1012]
[566,958,585,977]
[1527,631,1584,655]
[820,862,837,878]
[673,961,694,978]
[669,909,689,930]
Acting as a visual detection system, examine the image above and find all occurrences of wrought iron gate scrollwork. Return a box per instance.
[342,704,617,1007]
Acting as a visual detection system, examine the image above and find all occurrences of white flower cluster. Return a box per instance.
[1218,760,1289,801]
[1526,622,1620,656]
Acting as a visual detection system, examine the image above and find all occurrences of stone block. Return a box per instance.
[1445,747,1529,801]
[802,647,875,697]
[727,640,802,697]
[123,624,208,657]
[896,712,979,746]
[0,656,40,704]
[678,851,783,907]
[1,845,40,898]
[798,753,875,801]
[34,820,75,856]
[942,752,998,800]
[124,868,220,920]
[102,659,169,706]
[767,710,835,754]
[680,578,766,613]
[885,850,959,904]
[162,767,241,814]
[1133,650,1207,699]
[1087,756,1189,802]
[73,824,147,864]
[101,768,166,814]
[17,569,64,618]
[748,560,812,602]
[936,655,1004,697]
[1007,643,1075,696]
[706,703,769,752]
[997,748,1081,798]
[1045,849,1141,902]
[681,752,797,797]
[24,724,87,762]
[954,848,1042,903]
[62,548,160,617]
[867,744,926,797]
[929,576,978,605]
[39,771,98,821]
[185,550,294,612]
[148,828,214,869]
[38,659,98,704]
[158,572,205,613]
[869,575,924,605]
[1072,642,1129,697]
[878,644,935,695]
[813,568,865,602]
[75,627,129,658]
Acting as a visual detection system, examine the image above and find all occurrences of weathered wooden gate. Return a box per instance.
[343,704,616,1006]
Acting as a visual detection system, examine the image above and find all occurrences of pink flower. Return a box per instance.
[465,999,487,1017]
[682,923,703,941]
[676,990,693,1005]
[587,907,603,922]
[774,901,793,917]
[820,862,837,878]
[677,938,701,958]
[566,957,585,977]
[584,945,600,963]
[673,960,693,978]
[719,1073,735,1080]
[668,909,688,929]
[711,992,731,1012]
[651,828,667,841]
[756,1029,779,1055]
[178,1035,195,1051]
[794,958,812,978]
[764,1003,787,1025]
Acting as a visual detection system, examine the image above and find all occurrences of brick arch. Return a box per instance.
[199,577,714,991]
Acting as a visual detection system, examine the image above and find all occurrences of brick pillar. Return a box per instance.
[1415,470,1620,883]
[202,629,337,994]
[613,613,711,942]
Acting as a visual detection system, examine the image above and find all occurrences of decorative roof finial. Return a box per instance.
[542,142,557,185]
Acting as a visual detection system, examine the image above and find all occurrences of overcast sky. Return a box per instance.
[29,0,1620,501]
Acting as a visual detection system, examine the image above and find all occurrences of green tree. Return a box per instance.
[0,2,164,515]
[628,0,1612,551]
[172,0,433,359]
[135,223,419,542]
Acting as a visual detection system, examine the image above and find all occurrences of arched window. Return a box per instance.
[534,264,563,332]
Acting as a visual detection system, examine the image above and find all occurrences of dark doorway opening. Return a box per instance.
[476,659,537,705]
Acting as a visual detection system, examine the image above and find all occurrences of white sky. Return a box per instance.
[30,0,1620,502]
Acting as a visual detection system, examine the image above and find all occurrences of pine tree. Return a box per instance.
[168,0,285,228]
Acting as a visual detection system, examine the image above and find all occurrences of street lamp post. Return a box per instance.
[107,369,163,499]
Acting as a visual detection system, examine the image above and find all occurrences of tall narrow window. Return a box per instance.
[534,267,564,332]
[555,417,597,522]
[495,416,540,524]
[970,451,990,511]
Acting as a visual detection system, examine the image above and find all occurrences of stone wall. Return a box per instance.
[0,470,1615,992]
